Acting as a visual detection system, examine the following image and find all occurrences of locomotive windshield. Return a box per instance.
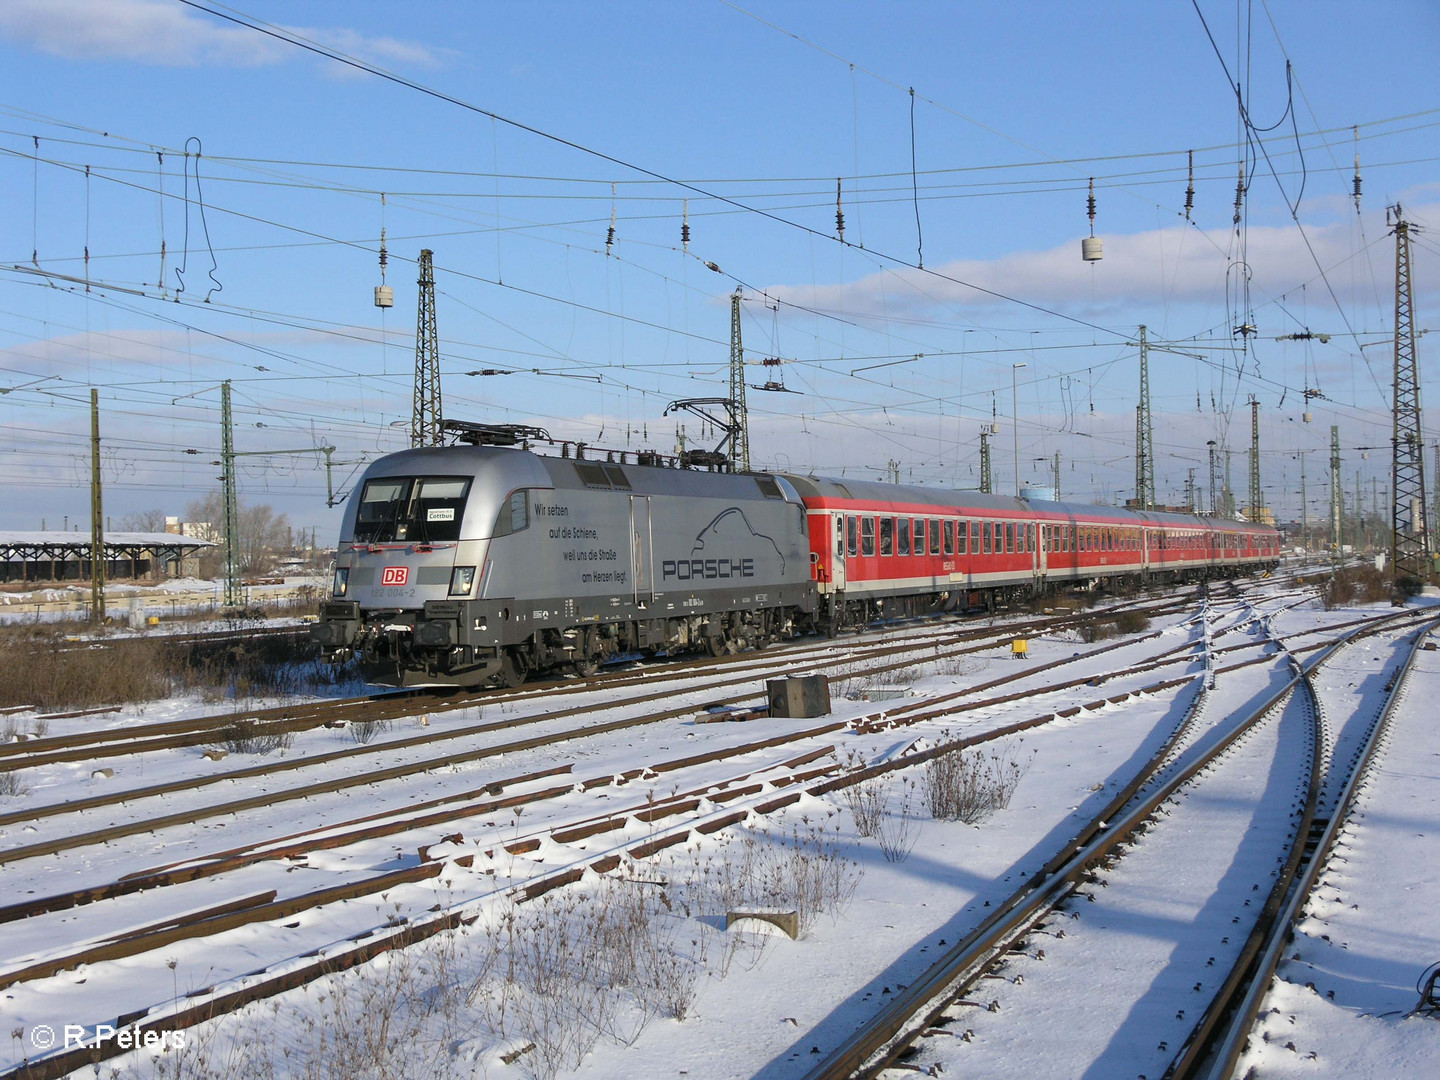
[353,476,471,543]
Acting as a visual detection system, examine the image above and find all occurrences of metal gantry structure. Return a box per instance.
[1134,324,1154,510]
[412,249,444,448]
[1389,205,1430,582]
[729,289,750,472]
[979,429,993,494]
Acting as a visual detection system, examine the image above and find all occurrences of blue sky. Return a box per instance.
[1,0,1437,537]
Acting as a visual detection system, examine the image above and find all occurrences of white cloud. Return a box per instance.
[0,0,443,69]
[762,202,1440,321]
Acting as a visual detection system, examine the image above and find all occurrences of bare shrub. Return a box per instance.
[842,774,888,837]
[0,770,27,798]
[1112,610,1152,635]
[216,722,294,756]
[29,718,48,738]
[348,718,392,745]
[873,778,919,863]
[1321,564,1398,608]
[924,737,1034,824]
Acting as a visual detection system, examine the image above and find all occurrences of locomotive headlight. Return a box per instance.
[449,565,476,596]
[332,567,349,597]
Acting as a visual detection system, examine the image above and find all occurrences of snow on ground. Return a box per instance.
[1241,623,1440,1079]
[12,578,1434,1080]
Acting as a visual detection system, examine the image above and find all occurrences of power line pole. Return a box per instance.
[1388,204,1430,582]
[1135,324,1154,509]
[1185,467,1197,513]
[412,249,443,447]
[1248,396,1262,522]
[89,388,105,623]
[1052,451,1061,501]
[729,288,750,471]
[1330,424,1343,563]
[1223,449,1235,518]
[220,380,241,607]
[979,429,993,494]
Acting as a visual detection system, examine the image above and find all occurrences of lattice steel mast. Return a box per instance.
[1389,205,1430,581]
[979,429,993,494]
[412,249,443,447]
[1330,424,1343,563]
[729,289,750,471]
[1134,325,1154,509]
[221,380,241,607]
[1248,397,1262,521]
[89,388,105,622]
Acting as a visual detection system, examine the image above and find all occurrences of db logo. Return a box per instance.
[381,566,409,586]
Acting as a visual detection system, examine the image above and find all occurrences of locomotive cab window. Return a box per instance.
[354,475,472,543]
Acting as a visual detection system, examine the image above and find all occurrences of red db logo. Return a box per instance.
[381,566,409,586]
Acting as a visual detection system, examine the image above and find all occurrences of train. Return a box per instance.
[311,423,1281,687]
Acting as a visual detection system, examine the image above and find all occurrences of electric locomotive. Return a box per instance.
[312,422,815,687]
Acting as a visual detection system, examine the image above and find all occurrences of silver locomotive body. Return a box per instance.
[312,445,815,686]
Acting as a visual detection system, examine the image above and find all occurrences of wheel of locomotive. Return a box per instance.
[497,647,529,688]
[703,633,727,658]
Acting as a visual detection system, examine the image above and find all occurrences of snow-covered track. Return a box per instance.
[1187,616,1440,1080]
[793,605,1429,1080]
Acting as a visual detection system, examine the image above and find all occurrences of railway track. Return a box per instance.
[789,604,1434,1080]
[0,577,1339,1080]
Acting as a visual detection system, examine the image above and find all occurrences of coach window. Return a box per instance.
[929,518,941,555]
[880,516,894,556]
[860,516,875,556]
[942,519,954,556]
[834,515,845,557]
[914,518,926,554]
[1027,523,1036,553]
[847,515,858,557]
[897,517,910,556]
[982,521,992,554]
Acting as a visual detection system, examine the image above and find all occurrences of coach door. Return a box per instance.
[630,495,653,607]
[831,513,847,589]
[1033,523,1046,585]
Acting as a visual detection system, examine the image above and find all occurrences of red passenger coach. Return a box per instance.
[778,474,1280,632]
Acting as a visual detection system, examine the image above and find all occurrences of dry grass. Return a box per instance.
[114,814,862,1080]
[0,623,354,712]
[0,633,172,711]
